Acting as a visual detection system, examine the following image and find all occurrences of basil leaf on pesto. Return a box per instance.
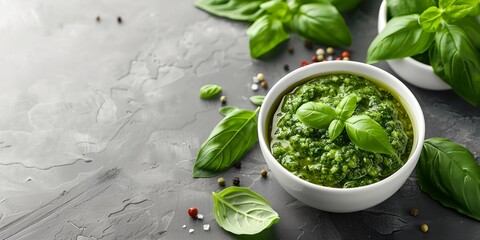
[213,187,280,235]
[193,108,259,177]
[345,115,396,156]
[335,95,357,121]
[296,101,337,129]
[328,119,345,141]
[199,84,222,99]
[417,138,480,221]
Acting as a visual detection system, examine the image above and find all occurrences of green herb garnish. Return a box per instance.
[212,187,280,235]
[296,95,396,156]
[417,138,480,221]
[199,84,222,99]
[193,108,259,177]
[249,95,265,106]
[218,106,238,116]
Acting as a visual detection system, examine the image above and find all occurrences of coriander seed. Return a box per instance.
[316,48,325,55]
[261,169,268,177]
[257,73,265,81]
[220,95,227,103]
[233,177,240,186]
[217,177,225,186]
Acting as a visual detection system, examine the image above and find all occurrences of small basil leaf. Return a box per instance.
[335,95,357,121]
[219,106,238,116]
[296,102,337,129]
[213,187,280,235]
[247,15,290,58]
[200,84,222,99]
[345,115,396,156]
[387,0,436,17]
[193,108,259,177]
[249,95,265,106]
[429,24,480,105]
[290,1,351,46]
[327,0,362,11]
[419,6,444,32]
[417,138,480,221]
[367,14,435,64]
[328,119,345,141]
[440,0,478,22]
[195,0,268,22]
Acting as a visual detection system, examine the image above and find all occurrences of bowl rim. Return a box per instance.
[258,61,425,193]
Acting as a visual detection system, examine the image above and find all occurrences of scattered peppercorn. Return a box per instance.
[188,207,198,218]
[261,169,268,177]
[217,177,225,186]
[117,16,123,24]
[233,177,240,186]
[300,60,309,67]
[261,81,268,88]
[304,40,313,49]
[96,16,101,22]
[311,55,318,63]
[257,73,265,81]
[343,57,350,61]
[316,48,325,55]
[288,46,294,54]
[283,64,290,71]
[409,208,419,217]
[317,54,325,61]
[251,83,259,91]
[326,47,335,54]
[420,224,428,233]
[341,50,350,58]
[234,161,241,169]
[220,95,227,103]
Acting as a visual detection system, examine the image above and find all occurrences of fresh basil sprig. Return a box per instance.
[199,84,222,99]
[213,187,280,235]
[296,95,396,156]
[417,138,480,221]
[367,0,480,105]
[193,108,259,177]
[195,0,357,58]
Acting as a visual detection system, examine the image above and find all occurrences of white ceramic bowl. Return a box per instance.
[377,0,451,90]
[258,61,425,212]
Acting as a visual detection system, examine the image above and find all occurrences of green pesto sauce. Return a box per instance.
[270,73,413,188]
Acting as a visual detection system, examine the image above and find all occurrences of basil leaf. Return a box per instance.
[195,0,268,22]
[213,187,280,235]
[247,15,290,58]
[219,106,238,116]
[419,6,444,32]
[249,95,265,106]
[345,115,396,156]
[429,24,480,105]
[290,1,351,46]
[387,0,436,17]
[440,0,478,22]
[327,0,362,11]
[296,102,337,129]
[200,84,222,99]
[335,95,357,121]
[193,108,259,177]
[417,138,480,221]
[260,0,291,20]
[328,119,345,141]
[367,14,435,64]
[454,17,480,49]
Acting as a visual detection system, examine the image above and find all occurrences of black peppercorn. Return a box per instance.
[234,161,241,169]
[117,16,123,24]
[283,64,290,71]
[410,208,419,217]
[233,177,240,186]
